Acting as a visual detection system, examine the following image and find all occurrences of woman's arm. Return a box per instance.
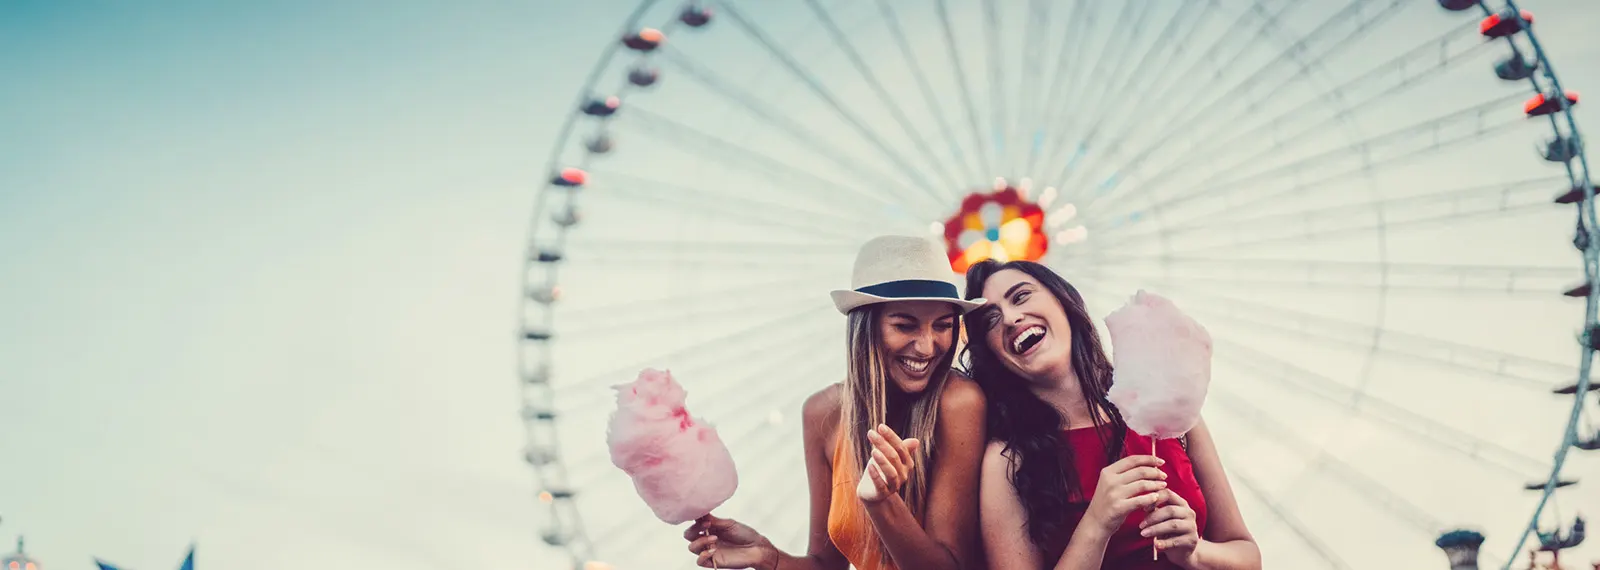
[979,440,1144,570]
[863,375,987,570]
[1175,419,1260,570]
[1048,454,1170,570]
[693,386,852,570]
[764,385,854,570]
[978,441,1049,570]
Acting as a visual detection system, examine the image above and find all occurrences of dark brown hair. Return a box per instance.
[957,259,1127,548]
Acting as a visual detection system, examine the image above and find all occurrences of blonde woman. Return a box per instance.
[684,236,988,570]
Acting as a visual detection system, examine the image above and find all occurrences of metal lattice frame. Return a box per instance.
[517,2,672,568]
[1460,0,1598,566]
[516,1,1595,569]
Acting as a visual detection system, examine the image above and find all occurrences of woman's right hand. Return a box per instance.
[1083,454,1169,535]
[684,514,776,569]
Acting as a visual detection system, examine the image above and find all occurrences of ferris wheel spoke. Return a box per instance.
[562,349,832,504]
[933,0,996,177]
[553,322,831,424]
[556,242,855,272]
[1089,92,1531,232]
[709,0,947,206]
[1065,0,1416,202]
[548,321,834,453]
[1214,389,1448,541]
[1079,256,1577,296]
[1009,0,1048,178]
[980,0,1010,175]
[1073,282,1555,476]
[871,0,983,184]
[1059,0,1213,164]
[566,238,856,257]
[1110,0,1298,141]
[584,175,875,241]
[656,49,937,215]
[1098,279,1572,390]
[1061,0,1197,171]
[1086,20,1488,214]
[1041,0,1302,190]
[1021,0,1088,177]
[1163,88,1526,207]
[743,449,816,544]
[1228,469,1354,570]
[562,255,844,272]
[556,277,834,323]
[1032,1,1137,180]
[606,370,822,566]
[619,106,907,212]
[798,0,965,191]
[1091,177,1563,256]
[1057,0,1165,163]
[559,291,823,338]
[1215,340,1548,478]
[1113,0,1410,170]
[553,306,834,398]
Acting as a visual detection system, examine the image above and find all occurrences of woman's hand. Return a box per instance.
[684,514,776,569]
[858,424,922,503]
[1141,489,1201,567]
[1083,454,1168,535]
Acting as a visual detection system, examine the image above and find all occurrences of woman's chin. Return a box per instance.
[890,376,931,394]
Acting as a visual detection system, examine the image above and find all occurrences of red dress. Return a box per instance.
[1040,425,1209,570]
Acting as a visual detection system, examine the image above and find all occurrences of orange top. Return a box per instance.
[826,435,898,570]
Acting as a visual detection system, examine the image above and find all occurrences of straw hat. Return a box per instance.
[830,235,987,315]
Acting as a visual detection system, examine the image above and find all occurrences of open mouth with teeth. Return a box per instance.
[1010,325,1046,356]
[896,356,934,378]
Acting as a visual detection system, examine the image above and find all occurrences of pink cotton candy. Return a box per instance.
[606,368,738,524]
[1104,290,1213,440]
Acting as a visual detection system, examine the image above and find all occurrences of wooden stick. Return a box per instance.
[1153,437,1160,562]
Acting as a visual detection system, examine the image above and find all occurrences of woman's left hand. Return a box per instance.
[858,424,921,503]
[1141,489,1201,567]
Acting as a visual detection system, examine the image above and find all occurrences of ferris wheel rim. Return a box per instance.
[517,1,1598,568]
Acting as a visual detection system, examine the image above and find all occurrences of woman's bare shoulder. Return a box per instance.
[802,383,843,448]
[939,373,987,417]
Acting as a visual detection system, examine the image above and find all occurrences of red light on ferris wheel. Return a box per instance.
[552,168,588,188]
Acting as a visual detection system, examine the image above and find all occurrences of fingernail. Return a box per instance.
[1140,529,1151,537]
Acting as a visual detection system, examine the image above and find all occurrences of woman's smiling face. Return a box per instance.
[978,269,1074,383]
[877,300,958,394]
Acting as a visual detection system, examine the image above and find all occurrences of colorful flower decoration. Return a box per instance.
[941,186,1048,273]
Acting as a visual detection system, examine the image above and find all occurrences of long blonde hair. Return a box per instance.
[837,303,959,563]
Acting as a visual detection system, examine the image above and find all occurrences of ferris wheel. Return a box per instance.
[516,0,1598,568]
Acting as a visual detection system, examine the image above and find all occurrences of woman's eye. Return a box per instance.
[895,324,916,333]
[1015,291,1031,304]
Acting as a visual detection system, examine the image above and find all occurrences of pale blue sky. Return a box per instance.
[3,1,1600,570]
[1,1,638,568]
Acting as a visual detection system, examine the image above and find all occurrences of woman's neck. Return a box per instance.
[884,385,914,428]
[1030,365,1104,429]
